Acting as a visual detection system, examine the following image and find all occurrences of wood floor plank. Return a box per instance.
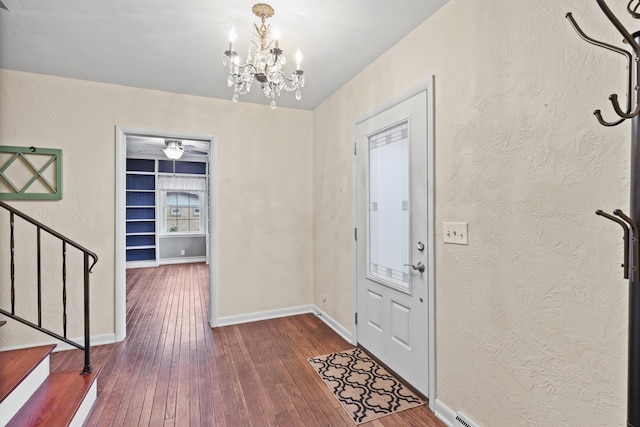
[174,267,191,424]
[136,267,176,427]
[189,264,213,425]
[150,267,181,426]
[247,320,320,427]
[203,319,228,426]
[259,318,347,427]
[117,267,169,424]
[219,325,255,426]
[240,325,295,426]
[123,263,176,426]
[48,263,445,427]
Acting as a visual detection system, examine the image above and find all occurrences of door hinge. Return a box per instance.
[355,312,358,325]
[354,227,357,241]
[354,141,357,155]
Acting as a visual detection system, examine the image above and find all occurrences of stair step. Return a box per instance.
[0,345,56,404]
[7,365,102,427]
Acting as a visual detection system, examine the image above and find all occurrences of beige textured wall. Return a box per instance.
[313,0,630,425]
[0,69,313,348]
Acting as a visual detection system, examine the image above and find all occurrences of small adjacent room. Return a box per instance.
[124,136,211,268]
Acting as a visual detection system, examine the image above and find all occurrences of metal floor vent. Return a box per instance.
[453,412,479,427]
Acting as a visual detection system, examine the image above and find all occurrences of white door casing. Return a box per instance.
[355,87,432,397]
[115,127,218,342]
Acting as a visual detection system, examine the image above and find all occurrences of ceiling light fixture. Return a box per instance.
[223,3,304,109]
[163,139,184,160]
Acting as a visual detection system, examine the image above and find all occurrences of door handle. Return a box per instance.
[403,262,425,273]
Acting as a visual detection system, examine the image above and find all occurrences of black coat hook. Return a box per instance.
[597,209,630,278]
[613,209,640,279]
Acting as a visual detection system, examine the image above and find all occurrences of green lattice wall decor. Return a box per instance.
[0,146,62,200]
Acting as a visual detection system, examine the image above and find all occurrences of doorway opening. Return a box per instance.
[115,128,217,341]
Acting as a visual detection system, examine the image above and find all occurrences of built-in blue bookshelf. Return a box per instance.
[125,157,208,266]
[158,160,207,175]
[125,159,156,263]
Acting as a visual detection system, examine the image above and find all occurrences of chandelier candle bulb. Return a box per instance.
[228,28,236,52]
[273,28,280,48]
[296,49,302,70]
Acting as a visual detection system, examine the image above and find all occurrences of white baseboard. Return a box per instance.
[214,305,355,348]
[0,333,116,353]
[434,398,456,427]
[126,260,158,269]
[311,305,354,344]
[216,305,314,327]
[52,333,116,352]
[158,256,206,265]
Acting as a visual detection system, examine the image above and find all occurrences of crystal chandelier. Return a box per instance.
[223,3,304,109]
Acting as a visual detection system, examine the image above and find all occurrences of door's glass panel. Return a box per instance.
[367,121,410,290]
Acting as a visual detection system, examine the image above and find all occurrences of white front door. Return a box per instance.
[355,90,430,395]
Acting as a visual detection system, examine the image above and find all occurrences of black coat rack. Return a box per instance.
[566,2,640,426]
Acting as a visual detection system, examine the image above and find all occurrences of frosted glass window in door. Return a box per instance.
[367,121,410,290]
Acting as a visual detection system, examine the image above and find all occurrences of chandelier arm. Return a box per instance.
[277,71,303,84]
[280,73,297,83]
[232,60,256,70]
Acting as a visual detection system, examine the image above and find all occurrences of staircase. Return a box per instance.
[0,343,100,427]
[0,201,101,426]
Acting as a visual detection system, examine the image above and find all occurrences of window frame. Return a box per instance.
[159,189,206,236]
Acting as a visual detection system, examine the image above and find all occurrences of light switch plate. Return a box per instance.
[443,222,468,245]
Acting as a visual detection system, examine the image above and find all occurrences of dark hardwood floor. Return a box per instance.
[50,263,444,426]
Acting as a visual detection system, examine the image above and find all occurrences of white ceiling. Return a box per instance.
[0,0,447,110]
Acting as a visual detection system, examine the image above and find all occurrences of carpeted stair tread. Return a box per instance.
[0,345,56,404]
[7,364,101,427]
